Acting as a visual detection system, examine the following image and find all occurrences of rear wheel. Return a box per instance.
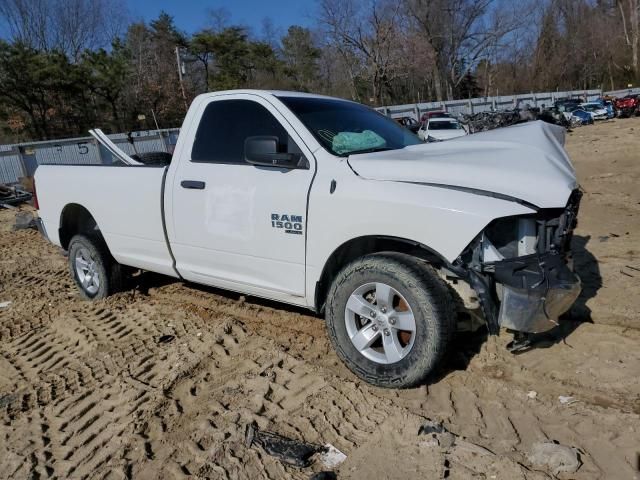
[325,253,454,388]
[68,234,123,299]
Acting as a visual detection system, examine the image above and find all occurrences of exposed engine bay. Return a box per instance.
[446,190,582,341]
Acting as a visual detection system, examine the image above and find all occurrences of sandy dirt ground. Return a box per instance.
[1,118,639,479]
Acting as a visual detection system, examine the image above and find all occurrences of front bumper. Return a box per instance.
[493,252,581,333]
[498,275,581,333]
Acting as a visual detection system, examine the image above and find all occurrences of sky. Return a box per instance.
[0,0,318,48]
[126,0,317,35]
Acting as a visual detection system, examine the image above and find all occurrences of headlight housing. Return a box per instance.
[482,190,581,262]
[483,216,537,260]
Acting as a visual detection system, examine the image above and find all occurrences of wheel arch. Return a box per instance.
[59,203,104,250]
[314,235,449,313]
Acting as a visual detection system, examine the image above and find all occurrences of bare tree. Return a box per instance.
[404,0,531,100]
[0,0,49,52]
[0,0,127,61]
[619,0,640,81]
[544,0,625,90]
[260,17,284,49]
[318,0,407,104]
[206,7,232,33]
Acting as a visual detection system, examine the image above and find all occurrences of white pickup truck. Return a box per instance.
[34,90,581,388]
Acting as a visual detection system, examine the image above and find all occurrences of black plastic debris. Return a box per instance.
[310,472,338,480]
[418,420,446,436]
[0,183,31,207]
[507,331,534,353]
[245,422,322,468]
[418,419,457,450]
[157,334,175,344]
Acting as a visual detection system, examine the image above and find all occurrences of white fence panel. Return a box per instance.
[0,128,180,183]
[0,151,26,184]
[378,88,606,120]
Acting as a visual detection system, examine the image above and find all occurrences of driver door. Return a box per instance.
[167,95,315,301]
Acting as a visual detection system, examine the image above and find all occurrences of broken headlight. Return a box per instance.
[483,216,537,261]
[482,190,581,261]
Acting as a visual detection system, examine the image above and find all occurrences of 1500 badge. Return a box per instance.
[271,214,303,235]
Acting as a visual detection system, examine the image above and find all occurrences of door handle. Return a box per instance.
[181,180,206,190]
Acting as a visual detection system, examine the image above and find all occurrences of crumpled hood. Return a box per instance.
[348,121,578,208]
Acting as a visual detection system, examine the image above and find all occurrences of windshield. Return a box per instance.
[278,96,422,156]
[429,119,461,130]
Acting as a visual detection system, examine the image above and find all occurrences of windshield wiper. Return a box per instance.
[348,146,395,155]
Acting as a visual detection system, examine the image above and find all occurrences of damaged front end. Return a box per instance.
[454,190,582,336]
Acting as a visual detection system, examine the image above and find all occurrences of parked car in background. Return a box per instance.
[602,100,615,119]
[417,117,468,141]
[395,116,420,133]
[614,95,639,117]
[580,102,608,120]
[554,99,582,116]
[557,103,594,125]
[420,111,452,123]
[555,99,581,112]
[590,98,615,119]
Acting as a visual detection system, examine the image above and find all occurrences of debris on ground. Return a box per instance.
[527,390,538,399]
[13,212,37,231]
[528,441,582,475]
[459,109,528,133]
[559,395,578,405]
[0,183,31,208]
[418,419,447,436]
[309,473,337,480]
[418,419,456,449]
[318,444,347,469]
[245,422,322,468]
[0,301,11,309]
[157,334,175,344]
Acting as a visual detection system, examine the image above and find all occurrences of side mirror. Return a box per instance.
[244,136,304,169]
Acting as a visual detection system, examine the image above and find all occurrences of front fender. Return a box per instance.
[305,176,535,296]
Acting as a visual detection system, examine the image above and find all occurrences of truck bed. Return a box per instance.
[35,164,177,277]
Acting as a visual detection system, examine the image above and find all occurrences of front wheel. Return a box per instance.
[325,253,454,388]
[68,234,123,300]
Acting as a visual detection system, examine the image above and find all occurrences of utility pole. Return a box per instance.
[175,46,188,111]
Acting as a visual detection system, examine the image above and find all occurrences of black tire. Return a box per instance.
[68,234,123,300]
[131,151,172,165]
[325,253,454,388]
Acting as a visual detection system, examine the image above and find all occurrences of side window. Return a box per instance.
[191,99,294,163]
